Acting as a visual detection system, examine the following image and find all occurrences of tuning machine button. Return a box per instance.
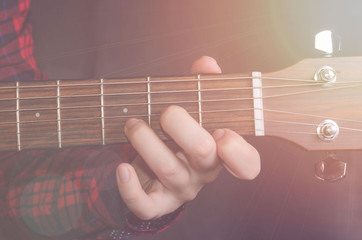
[317,120,339,141]
[314,66,337,85]
[315,154,346,182]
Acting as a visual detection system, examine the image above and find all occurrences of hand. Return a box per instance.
[116,56,260,220]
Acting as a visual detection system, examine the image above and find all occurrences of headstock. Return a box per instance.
[262,56,362,151]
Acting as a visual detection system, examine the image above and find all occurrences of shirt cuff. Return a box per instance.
[107,205,185,240]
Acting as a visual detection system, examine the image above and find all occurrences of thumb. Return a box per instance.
[116,163,157,220]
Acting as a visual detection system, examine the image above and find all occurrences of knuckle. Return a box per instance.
[193,137,216,159]
[159,163,179,178]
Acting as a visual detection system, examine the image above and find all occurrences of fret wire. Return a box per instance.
[57,80,62,148]
[16,81,21,151]
[100,79,105,145]
[0,76,252,90]
[147,76,151,126]
[0,81,357,102]
[197,74,202,127]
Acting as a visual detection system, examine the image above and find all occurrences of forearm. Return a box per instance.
[1,145,129,239]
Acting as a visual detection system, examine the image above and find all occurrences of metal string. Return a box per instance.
[1,75,362,91]
[0,80,360,103]
[1,78,361,133]
[0,82,360,125]
[2,108,362,135]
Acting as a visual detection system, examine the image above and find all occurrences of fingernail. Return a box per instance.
[125,118,140,130]
[117,164,130,183]
[213,129,225,140]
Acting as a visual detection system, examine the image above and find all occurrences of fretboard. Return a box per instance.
[0,73,260,151]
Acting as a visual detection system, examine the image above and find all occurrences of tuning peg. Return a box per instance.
[315,154,346,182]
[315,30,341,57]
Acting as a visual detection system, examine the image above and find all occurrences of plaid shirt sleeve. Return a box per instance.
[0,1,184,239]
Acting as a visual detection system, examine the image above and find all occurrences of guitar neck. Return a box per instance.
[0,73,260,151]
[2,56,362,152]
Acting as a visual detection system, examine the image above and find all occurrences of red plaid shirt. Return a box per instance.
[0,1,183,239]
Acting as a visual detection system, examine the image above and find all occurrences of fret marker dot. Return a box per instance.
[35,112,40,118]
[123,108,128,113]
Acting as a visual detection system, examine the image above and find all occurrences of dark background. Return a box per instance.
[28,1,362,239]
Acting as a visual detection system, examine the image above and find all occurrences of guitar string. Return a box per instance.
[263,109,362,124]
[0,108,255,125]
[0,76,249,90]
[0,86,361,129]
[2,106,362,134]
[0,80,360,102]
[0,78,361,131]
[2,101,362,126]
[1,75,362,91]
[0,75,302,90]
[4,119,256,136]
[10,117,362,138]
[1,81,352,102]
[0,82,361,124]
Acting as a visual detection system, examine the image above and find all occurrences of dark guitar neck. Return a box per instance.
[0,73,259,151]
